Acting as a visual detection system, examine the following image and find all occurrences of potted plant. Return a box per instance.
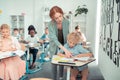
[74,5,88,17]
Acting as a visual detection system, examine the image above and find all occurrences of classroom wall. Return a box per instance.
[0,0,97,55]
[98,0,120,80]
[0,0,35,38]
[1,0,120,79]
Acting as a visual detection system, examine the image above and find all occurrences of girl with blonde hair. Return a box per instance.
[0,24,25,80]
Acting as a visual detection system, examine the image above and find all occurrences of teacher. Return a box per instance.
[48,6,72,80]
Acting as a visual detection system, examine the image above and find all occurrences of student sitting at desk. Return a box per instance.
[0,24,25,80]
[74,25,87,47]
[13,28,21,40]
[57,32,93,80]
[25,25,41,69]
[40,27,49,49]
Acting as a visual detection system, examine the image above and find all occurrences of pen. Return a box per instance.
[58,62,75,65]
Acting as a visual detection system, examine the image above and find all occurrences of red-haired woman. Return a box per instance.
[48,6,72,80]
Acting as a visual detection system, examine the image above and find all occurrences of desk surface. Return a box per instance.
[51,55,95,66]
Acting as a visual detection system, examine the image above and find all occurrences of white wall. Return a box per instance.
[0,0,97,54]
[99,49,120,80]
[1,0,120,80]
[98,0,120,80]
[0,0,35,38]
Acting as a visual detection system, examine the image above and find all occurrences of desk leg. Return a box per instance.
[66,66,71,80]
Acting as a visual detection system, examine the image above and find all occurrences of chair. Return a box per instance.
[20,43,42,74]
[25,47,42,74]
[30,78,52,80]
[39,43,50,63]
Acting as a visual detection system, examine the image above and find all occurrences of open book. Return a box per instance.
[0,50,25,59]
[52,55,73,63]
[52,55,96,66]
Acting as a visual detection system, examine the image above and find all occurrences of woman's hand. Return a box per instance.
[59,45,72,58]
[64,49,72,58]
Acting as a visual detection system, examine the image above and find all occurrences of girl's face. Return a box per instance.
[29,30,35,37]
[1,28,10,38]
[68,40,76,48]
[54,12,63,24]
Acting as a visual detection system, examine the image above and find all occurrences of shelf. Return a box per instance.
[10,15,25,39]
[43,12,51,27]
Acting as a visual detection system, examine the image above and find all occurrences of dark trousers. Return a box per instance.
[29,48,38,63]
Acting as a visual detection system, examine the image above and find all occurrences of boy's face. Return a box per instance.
[14,30,19,35]
[68,40,77,48]
[1,28,10,38]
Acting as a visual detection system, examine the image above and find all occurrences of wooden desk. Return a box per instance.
[51,55,95,80]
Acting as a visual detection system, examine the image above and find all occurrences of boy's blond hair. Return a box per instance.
[67,32,81,44]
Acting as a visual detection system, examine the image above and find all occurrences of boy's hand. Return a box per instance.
[75,54,82,58]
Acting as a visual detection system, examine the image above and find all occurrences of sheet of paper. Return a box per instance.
[13,50,25,57]
[52,55,73,62]
[0,51,13,59]
[74,57,90,61]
